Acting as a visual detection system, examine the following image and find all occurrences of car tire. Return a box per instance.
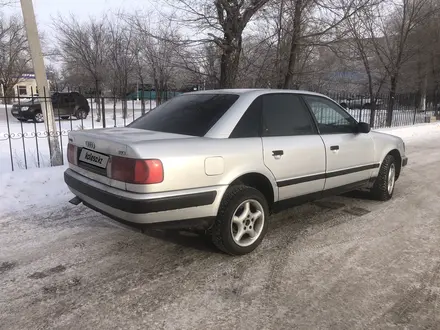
[75,109,88,120]
[370,154,396,201]
[60,116,70,120]
[210,185,269,255]
[33,111,44,123]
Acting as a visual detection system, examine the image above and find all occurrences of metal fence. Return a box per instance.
[1,89,439,172]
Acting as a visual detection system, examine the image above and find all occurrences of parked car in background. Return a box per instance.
[125,90,182,101]
[340,97,384,109]
[64,89,408,255]
[11,92,90,123]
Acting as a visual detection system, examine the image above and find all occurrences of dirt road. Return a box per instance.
[1,136,440,330]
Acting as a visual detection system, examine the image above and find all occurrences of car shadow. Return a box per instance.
[340,190,378,200]
[141,229,222,254]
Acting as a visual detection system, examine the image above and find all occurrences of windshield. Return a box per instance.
[128,93,239,136]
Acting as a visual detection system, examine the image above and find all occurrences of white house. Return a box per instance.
[1,73,52,98]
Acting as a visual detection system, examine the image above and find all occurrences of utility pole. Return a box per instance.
[20,0,62,166]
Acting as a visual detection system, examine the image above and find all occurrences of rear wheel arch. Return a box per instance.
[228,172,276,207]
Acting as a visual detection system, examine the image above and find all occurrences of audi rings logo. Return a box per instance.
[85,141,95,149]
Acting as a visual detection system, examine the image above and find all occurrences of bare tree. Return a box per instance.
[279,0,377,89]
[108,18,137,118]
[46,64,68,92]
[0,13,30,102]
[131,14,181,105]
[54,15,110,122]
[175,42,221,89]
[0,0,16,6]
[132,36,149,114]
[367,0,437,126]
[162,0,271,88]
[334,8,389,126]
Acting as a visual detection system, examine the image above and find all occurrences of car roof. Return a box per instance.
[183,88,326,97]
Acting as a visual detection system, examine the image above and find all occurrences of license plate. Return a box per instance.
[79,149,109,168]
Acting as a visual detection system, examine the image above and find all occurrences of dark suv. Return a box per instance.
[11,92,90,123]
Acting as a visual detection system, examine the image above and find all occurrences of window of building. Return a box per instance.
[18,86,27,96]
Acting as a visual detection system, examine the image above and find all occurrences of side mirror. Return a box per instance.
[357,122,370,133]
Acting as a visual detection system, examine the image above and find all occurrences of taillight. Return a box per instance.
[67,143,77,165]
[110,156,163,184]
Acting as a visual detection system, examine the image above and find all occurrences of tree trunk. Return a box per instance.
[139,76,146,115]
[154,78,161,105]
[275,0,285,88]
[3,85,15,104]
[419,72,428,112]
[386,76,397,127]
[122,80,128,119]
[219,35,242,88]
[368,85,376,128]
[95,79,101,122]
[282,0,302,89]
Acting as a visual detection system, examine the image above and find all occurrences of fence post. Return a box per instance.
[101,97,106,128]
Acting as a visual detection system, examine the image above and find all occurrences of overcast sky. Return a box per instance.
[4,0,154,34]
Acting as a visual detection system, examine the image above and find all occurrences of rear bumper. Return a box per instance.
[64,169,225,228]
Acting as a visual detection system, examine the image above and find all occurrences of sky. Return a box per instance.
[4,0,155,35]
[2,0,160,67]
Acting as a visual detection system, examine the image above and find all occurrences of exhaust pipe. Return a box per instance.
[69,196,82,206]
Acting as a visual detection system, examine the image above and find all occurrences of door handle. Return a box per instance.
[272,150,284,157]
[330,145,339,151]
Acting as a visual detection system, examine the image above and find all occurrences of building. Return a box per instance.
[13,73,37,97]
[12,73,51,97]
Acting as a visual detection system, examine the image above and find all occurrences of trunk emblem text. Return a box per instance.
[85,141,95,149]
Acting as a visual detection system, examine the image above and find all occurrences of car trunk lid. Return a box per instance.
[67,127,192,188]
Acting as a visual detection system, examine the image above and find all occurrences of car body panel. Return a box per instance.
[64,89,408,227]
[262,135,326,200]
[319,133,377,190]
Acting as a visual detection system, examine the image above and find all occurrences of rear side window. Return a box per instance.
[128,94,239,137]
[230,97,262,138]
[262,94,316,136]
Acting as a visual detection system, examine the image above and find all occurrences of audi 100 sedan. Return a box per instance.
[64,89,408,255]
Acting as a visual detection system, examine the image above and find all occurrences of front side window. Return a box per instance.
[303,95,357,134]
[128,93,239,137]
[262,93,316,137]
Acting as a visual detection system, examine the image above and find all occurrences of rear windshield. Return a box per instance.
[128,93,239,136]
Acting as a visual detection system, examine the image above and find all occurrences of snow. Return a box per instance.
[375,122,440,141]
[0,165,69,215]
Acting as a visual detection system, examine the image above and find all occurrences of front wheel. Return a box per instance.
[210,185,269,255]
[75,109,88,120]
[370,154,396,201]
[33,112,44,123]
